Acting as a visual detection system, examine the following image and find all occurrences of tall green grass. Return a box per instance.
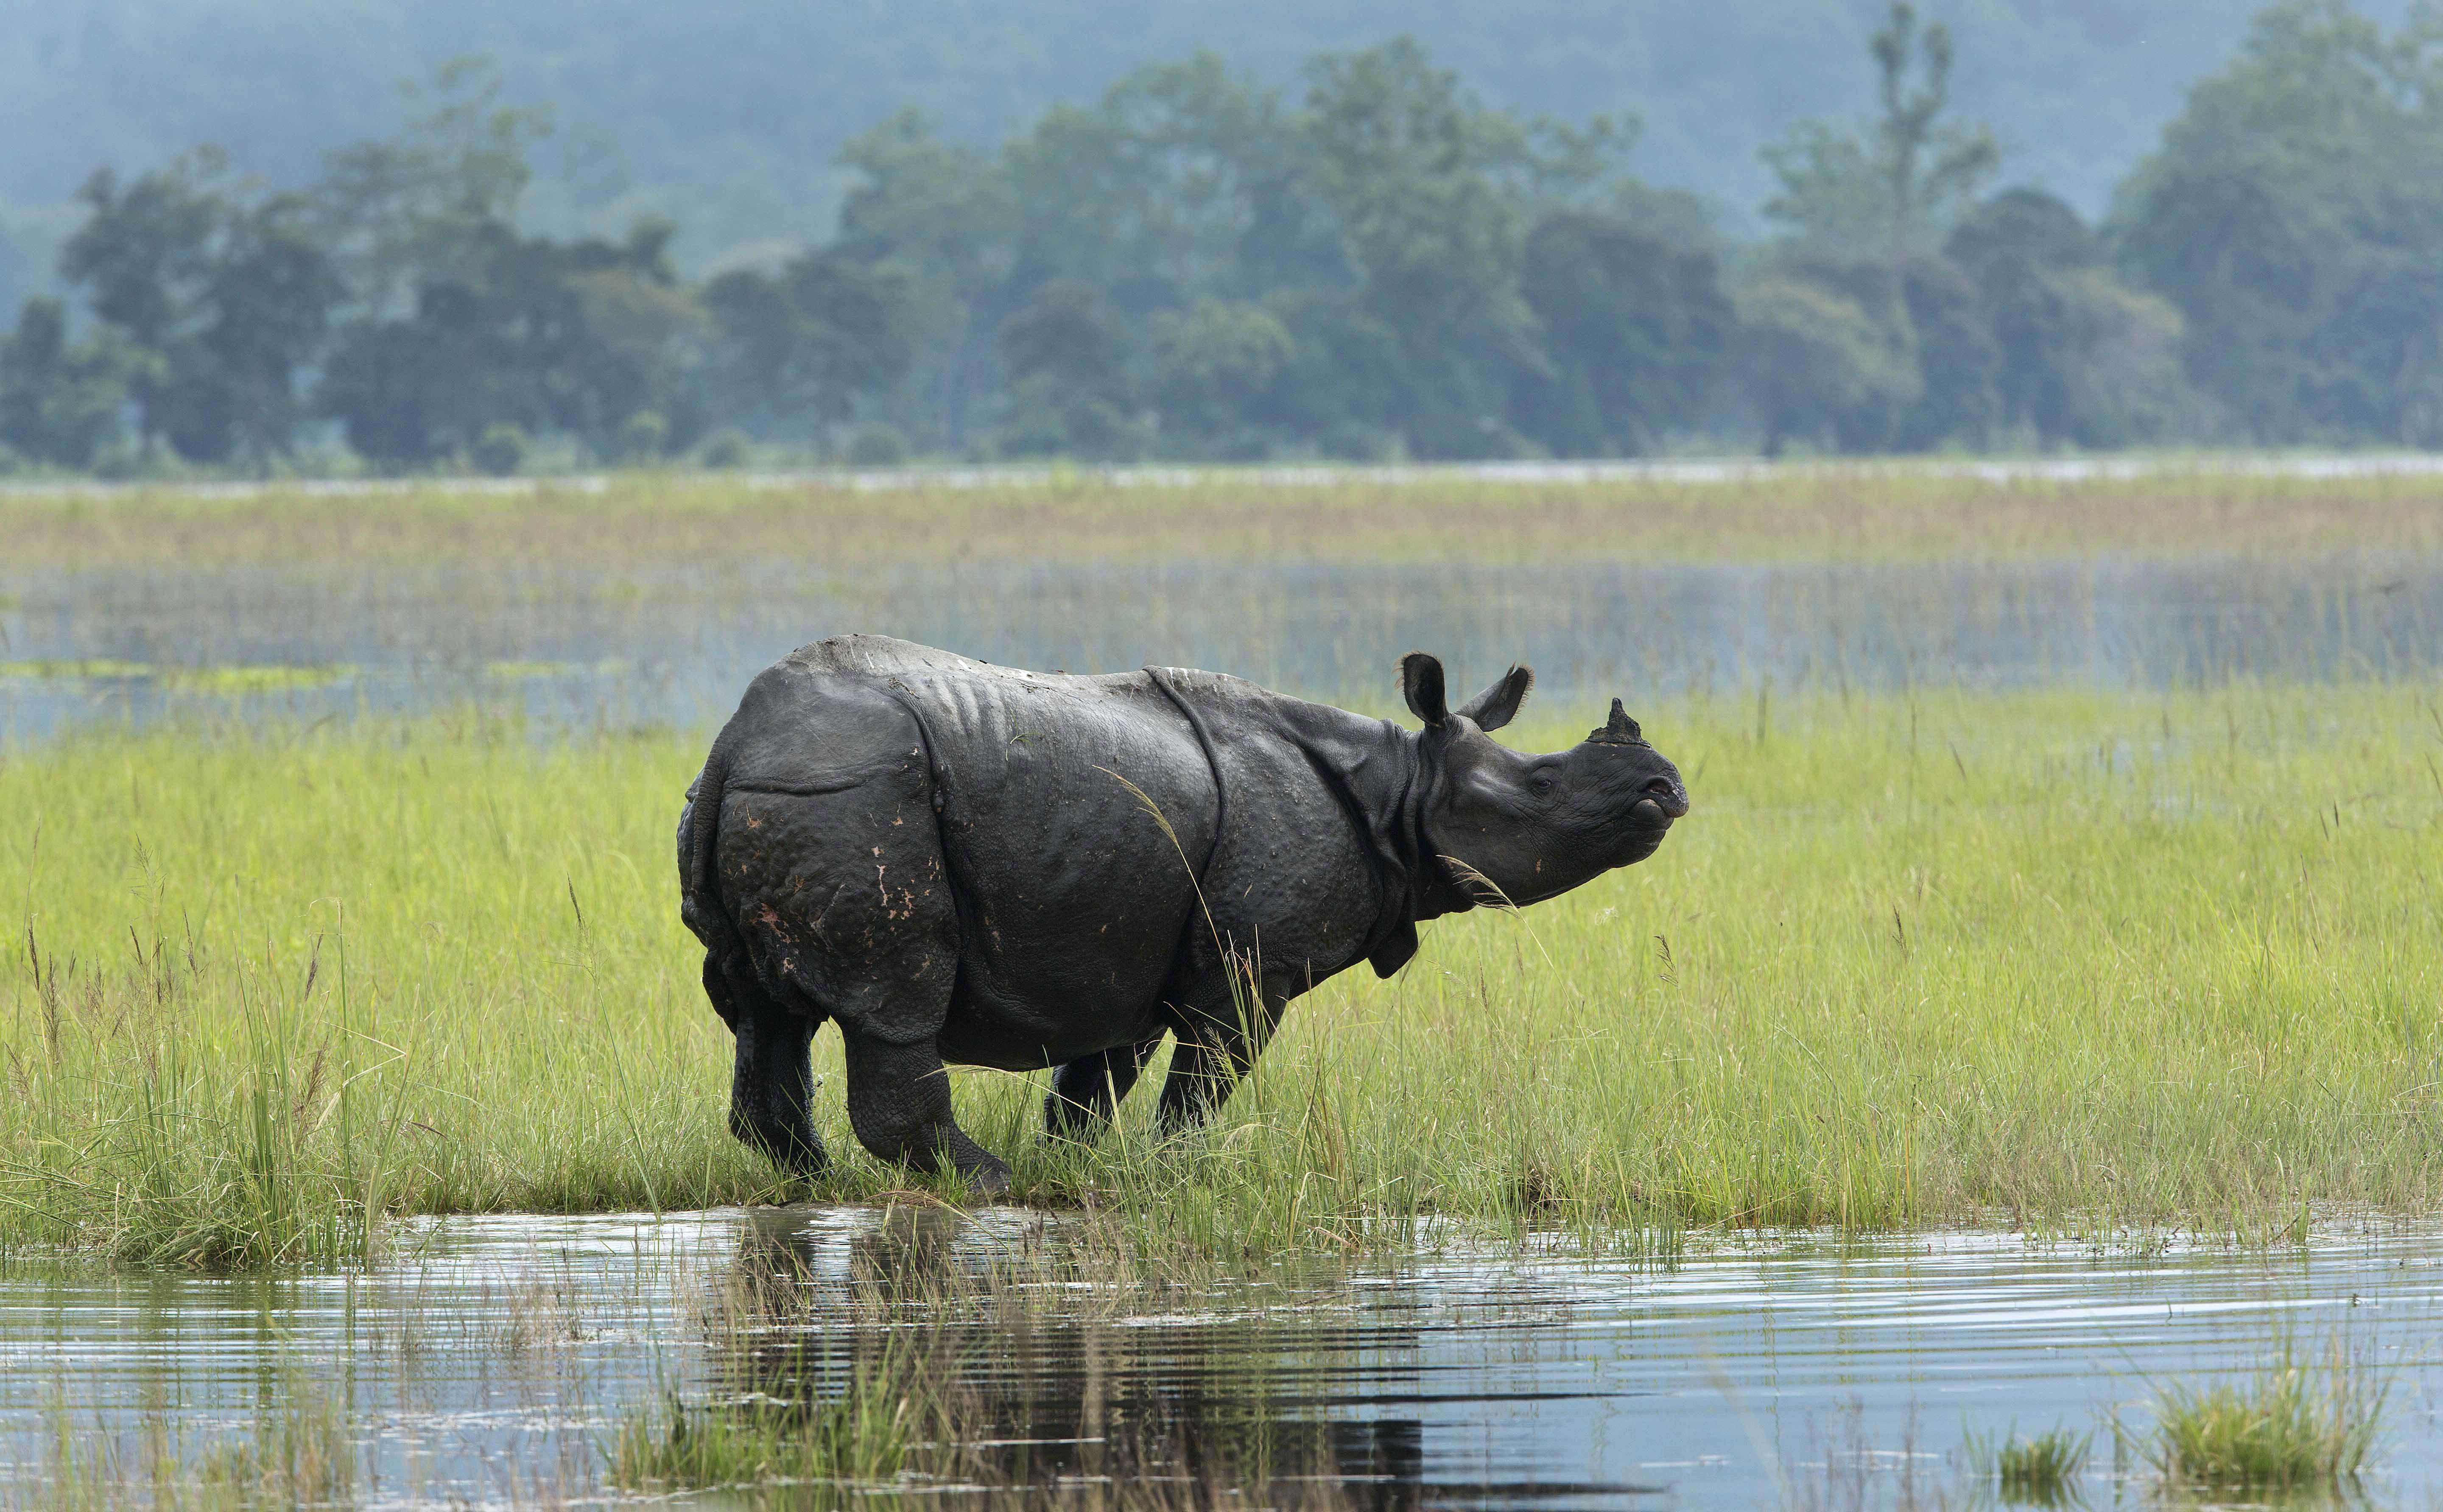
[8,467,2443,570]
[3,682,2439,1267]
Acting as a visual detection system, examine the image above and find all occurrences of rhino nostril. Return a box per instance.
[1642,777,1676,796]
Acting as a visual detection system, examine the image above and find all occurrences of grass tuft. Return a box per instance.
[1966,1423,2090,1505]
[2141,1341,2384,1492]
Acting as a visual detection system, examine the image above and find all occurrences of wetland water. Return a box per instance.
[10,537,2443,1508]
[2,1210,2439,1508]
[4,553,2440,736]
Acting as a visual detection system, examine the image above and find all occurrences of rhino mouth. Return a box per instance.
[1630,777,1690,827]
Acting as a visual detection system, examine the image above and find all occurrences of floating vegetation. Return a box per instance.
[483,659,575,679]
[162,663,358,692]
[0,658,155,679]
[0,660,357,690]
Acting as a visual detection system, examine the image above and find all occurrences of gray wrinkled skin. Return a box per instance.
[677,635,1689,1196]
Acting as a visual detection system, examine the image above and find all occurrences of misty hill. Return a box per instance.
[2,0,2409,291]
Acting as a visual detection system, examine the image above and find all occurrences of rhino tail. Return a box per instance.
[680,738,751,973]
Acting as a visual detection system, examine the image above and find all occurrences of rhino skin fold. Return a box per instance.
[678,634,1689,1196]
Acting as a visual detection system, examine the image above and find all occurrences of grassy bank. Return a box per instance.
[3,682,2439,1267]
[7,466,2443,570]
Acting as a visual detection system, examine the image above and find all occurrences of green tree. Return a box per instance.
[1146,297,1295,454]
[319,218,705,465]
[1002,53,1333,311]
[1298,37,1624,457]
[0,296,148,467]
[61,151,339,464]
[833,109,1017,445]
[1947,187,2190,446]
[701,251,925,438]
[59,152,221,455]
[1947,188,2099,442]
[185,192,343,463]
[317,276,517,464]
[1511,209,1731,456]
[314,67,711,465]
[1731,272,1920,455]
[1888,257,2000,450]
[1736,2,2011,454]
[1760,3,2001,265]
[994,279,1143,458]
[1261,289,1409,458]
[2114,0,2443,443]
[316,56,552,308]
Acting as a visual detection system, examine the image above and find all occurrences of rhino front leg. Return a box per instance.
[1154,991,1288,1135]
[706,958,829,1175]
[841,1031,1012,1197]
[1044,1034,1166,1140]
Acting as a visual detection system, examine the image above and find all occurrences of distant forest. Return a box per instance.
[6,0,2443,471]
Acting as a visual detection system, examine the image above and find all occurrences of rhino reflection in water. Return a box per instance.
[678,634,1688,1194]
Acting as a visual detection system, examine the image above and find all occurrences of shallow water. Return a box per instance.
[13,448,2443,501]
[4,554,2437,738]
[3,1210,2438,1507]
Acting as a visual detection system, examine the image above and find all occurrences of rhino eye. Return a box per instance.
[1528,771,1557,799]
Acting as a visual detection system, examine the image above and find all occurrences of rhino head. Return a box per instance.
[1400,652,1688,907]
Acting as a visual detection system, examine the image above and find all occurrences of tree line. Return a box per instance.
[3,0,2436,474]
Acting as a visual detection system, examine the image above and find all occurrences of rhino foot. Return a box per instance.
[731,1106,830,1177]
[844,1031,1012,1202]
[957,1155,1013,1199]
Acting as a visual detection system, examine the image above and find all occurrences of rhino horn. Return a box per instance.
[1587,698,1644,746]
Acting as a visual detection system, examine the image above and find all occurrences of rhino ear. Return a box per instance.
[1398,652,1448,727]
[1455,664,1533,732]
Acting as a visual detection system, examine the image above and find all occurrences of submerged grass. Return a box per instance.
[28,1386,358,1511]
[1,680,2440,1267]
[615,1376,930,1495]
[1964,1423,2090,1505]
[7,466,2443,570]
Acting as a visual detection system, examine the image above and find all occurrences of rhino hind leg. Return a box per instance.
[843,1031,1012,1196]
[706,956,828,1175]
[718,775,1003,1195]
[1043,1035,1166,1140]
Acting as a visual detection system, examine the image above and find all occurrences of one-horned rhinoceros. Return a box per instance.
[677,634,1688,1194]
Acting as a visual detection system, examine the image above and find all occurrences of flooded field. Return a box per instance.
[0,1210,2435,1508]
[8,472,2442,1509]
[5,552,2438,737]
